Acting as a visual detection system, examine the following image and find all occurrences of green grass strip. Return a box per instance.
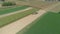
[0,8,39,28]
[17,12,60,34]
[0,6,29,15]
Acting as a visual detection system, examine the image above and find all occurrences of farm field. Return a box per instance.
[50,3,60,13]
[19,0,59,9]
[1,1,60,34]
[0,8,39,28]
[17,12,60,34]
[0,6,29,15]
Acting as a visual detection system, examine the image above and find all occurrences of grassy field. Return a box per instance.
[17,12,60,34]
[0,8,39,28]
[0,6,29,15]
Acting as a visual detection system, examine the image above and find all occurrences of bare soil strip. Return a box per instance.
[0,9,47,34]
[44,2,60,11]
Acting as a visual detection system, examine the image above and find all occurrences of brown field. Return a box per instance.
[3,0,60,10]
[50,3,60,13]
[15,1,59,10]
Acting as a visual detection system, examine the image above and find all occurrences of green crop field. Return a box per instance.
[0,6,29,15]
[17,12,60,34]
[0,8,39,28]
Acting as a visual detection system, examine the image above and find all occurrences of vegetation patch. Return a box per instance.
[0,8,39,28]
[2,2,16,6]
[0,6,29,15]
[17,12,60,34]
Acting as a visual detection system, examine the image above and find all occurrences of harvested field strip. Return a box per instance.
[50,3,60,12]
[20,0,58,9]
[0,8,39,28]
[0,6,29,15]
[17,12,60,34]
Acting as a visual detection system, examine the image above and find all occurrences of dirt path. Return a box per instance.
[0,9,47,34]
[0,7,32,18]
